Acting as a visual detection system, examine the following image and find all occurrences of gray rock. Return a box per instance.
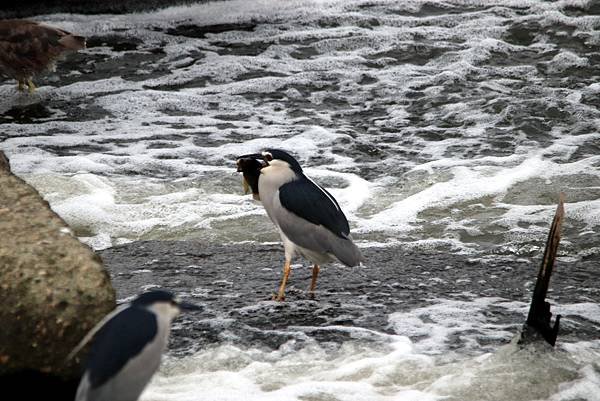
[0,151,116,378]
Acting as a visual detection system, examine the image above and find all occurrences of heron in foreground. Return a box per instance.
[69,290,200,401]
[236,149,363,301]
[0,19,86,93]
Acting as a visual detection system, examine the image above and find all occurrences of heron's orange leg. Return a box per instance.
[27,79,36,93]
[274,259,291,301]
[309,264,320,298]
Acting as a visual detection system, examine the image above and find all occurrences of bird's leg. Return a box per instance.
[17,80,25,91]
[309,264,320,299]
[274,259,291,302]
[27,79,36,93]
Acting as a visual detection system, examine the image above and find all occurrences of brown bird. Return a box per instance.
[0,19,86,93]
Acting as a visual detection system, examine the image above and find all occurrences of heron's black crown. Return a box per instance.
[132,290,175,307]
[264,149,304,175]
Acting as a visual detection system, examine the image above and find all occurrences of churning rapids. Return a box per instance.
[1,1,599,400]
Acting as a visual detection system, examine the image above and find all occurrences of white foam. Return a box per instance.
[362,155,552,232]
[545,50,589,74]
[548,364,600,401]
[140,330,599,401]
[19,172,273,248]
[141,338,444,401]
[559,302,600,325]
[389,297,516,355]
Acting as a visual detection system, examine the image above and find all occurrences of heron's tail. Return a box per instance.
[331,235,364,267]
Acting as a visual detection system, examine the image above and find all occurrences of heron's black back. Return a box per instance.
[278,177,350,239]
[85,306,157,389]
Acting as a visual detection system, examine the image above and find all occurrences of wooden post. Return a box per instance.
[519,194,565,346]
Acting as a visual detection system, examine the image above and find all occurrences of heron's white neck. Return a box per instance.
[260,160,297,188]
[149,302,181,322]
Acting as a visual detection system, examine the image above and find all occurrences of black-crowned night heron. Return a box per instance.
[0,19,85,93]
[69,290,200,401]
[236,149,364,301]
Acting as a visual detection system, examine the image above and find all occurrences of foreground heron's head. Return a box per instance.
[132,290,201,319]
[236,149,302,197]
[236,154,266,197]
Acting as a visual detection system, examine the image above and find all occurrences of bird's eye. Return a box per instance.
[263,152,273,162]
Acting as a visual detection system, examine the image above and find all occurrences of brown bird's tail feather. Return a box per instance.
[58,34,86,50]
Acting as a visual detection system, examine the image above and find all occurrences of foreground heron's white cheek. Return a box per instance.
[150,303,181,321]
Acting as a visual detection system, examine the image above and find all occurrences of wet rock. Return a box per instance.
[0,151,116,378]
[165,22,257,39]
[99,240,599,355]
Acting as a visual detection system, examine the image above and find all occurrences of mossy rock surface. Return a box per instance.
[0,151,115,379]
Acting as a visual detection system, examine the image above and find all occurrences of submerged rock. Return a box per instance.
[0,151,116,379]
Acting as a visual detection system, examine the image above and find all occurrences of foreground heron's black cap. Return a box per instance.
[264,149,303,174]
[132,290,201,311]
[236,149,303,174]
[236,153,266,173]
[132,290,175,306]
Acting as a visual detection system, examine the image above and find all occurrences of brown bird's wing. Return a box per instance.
[0,19,85,80]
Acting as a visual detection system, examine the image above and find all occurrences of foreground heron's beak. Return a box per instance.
[178,301,202,311]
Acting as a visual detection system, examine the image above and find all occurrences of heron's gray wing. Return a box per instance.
[278,178,350,239]
[85,307,157,389]
[277,179,363,266]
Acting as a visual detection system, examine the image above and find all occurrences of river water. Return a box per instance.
[1,0,599,400]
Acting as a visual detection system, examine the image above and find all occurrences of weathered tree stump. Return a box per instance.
[518,194,565,346]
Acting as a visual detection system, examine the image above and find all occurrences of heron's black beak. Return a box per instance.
[178,301,202,312]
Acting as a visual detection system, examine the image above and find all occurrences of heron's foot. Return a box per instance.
[27,79,36,93]
[308,291,316,300]
[309,264,320,298]
[17,81,25,91]
[274,260,291,302]
[272,292,285,302]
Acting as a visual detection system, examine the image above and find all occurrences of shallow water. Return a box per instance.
[2,0,600,257]
[1,0,600,400]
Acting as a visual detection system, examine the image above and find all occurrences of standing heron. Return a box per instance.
[0,19,85,93]
[69,290,200,401]
[237,149,363,301]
